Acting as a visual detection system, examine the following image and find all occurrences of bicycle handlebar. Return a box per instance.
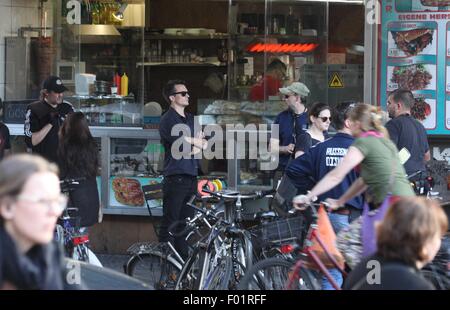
[169,195,227,237]
[201,186,275,200]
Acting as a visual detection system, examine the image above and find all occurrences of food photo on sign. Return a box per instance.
[396,0,450,11]
[389,28,435,57]
[388,64,435,91]
[411,96,436,129]
[110,177,162,208]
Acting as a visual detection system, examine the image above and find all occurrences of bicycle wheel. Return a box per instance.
[203,255,233,290]
[238,257,320,290]
[126,251,181,290]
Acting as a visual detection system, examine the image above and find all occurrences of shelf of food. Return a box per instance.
[136,62,226,67]
[145,34,229,40]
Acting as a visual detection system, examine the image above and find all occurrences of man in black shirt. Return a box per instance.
[159,80,206,258]
[24,76,74,163]
[386,89,430,178]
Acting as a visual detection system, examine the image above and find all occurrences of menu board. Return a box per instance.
[379,0,450,134]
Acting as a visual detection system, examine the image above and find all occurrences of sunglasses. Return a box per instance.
[319,116,331,122]
[171,91,189,97]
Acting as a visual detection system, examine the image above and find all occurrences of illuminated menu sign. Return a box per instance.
[379,0,450,134]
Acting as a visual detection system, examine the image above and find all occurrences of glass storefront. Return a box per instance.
[1,0,366,215]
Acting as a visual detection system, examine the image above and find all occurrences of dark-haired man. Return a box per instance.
[159,80,207,258]
[24,76,74,163]
[385,89,430,179]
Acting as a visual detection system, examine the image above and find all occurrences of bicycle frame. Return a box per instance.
[285,205,348,290]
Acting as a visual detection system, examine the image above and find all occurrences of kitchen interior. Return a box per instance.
[0,0,365,253]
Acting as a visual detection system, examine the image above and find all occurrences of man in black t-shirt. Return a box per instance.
[24,76,74,163]
[159,79,207,258]
[386,89,430,178]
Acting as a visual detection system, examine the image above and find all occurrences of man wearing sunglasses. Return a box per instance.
[159,80,207,259]
[270,82,310,173]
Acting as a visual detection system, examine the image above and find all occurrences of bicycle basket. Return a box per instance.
[250,215,305,245]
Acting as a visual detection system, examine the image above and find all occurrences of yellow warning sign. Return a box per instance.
[329,73,344,88]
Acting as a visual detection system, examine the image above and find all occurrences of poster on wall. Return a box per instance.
[109,176,163,209]
[379,0,450,134]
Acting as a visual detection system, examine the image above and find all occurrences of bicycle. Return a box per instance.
[175,187,276,290]
[124,183,186,289]
[173,198,243,290]
[201,187,277,286]
[55,178,102,267]
[238,202,346,290]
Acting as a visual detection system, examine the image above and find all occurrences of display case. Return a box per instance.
[95,128,163,216]
[227,129,273,190]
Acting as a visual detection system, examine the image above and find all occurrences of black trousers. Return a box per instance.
[159,174,196,258]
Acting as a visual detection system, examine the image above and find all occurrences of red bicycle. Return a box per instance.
[239,202,347,290]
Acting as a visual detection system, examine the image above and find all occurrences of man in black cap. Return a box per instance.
[24,76,74,163]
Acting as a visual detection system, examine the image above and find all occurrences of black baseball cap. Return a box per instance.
[42,76,68,93]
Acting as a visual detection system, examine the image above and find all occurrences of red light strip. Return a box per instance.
[246,43,319,53]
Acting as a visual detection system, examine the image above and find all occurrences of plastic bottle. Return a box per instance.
[286,6,299,35]
[121,72,128,96]
[114,73,121,96]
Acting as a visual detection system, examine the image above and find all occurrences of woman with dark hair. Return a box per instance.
[58,112,100,227]
[344,197,448,290]
[294,102,331,158]
[0,154,81,289]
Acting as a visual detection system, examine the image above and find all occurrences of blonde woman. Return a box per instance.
[0,154,81,289]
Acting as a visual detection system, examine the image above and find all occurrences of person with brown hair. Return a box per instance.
[294,101,331,158]
[344,197,448,290]
[386,89,430,187]
[58,112,100,228]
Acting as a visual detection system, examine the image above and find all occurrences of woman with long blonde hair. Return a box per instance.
[293,104,415,272]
